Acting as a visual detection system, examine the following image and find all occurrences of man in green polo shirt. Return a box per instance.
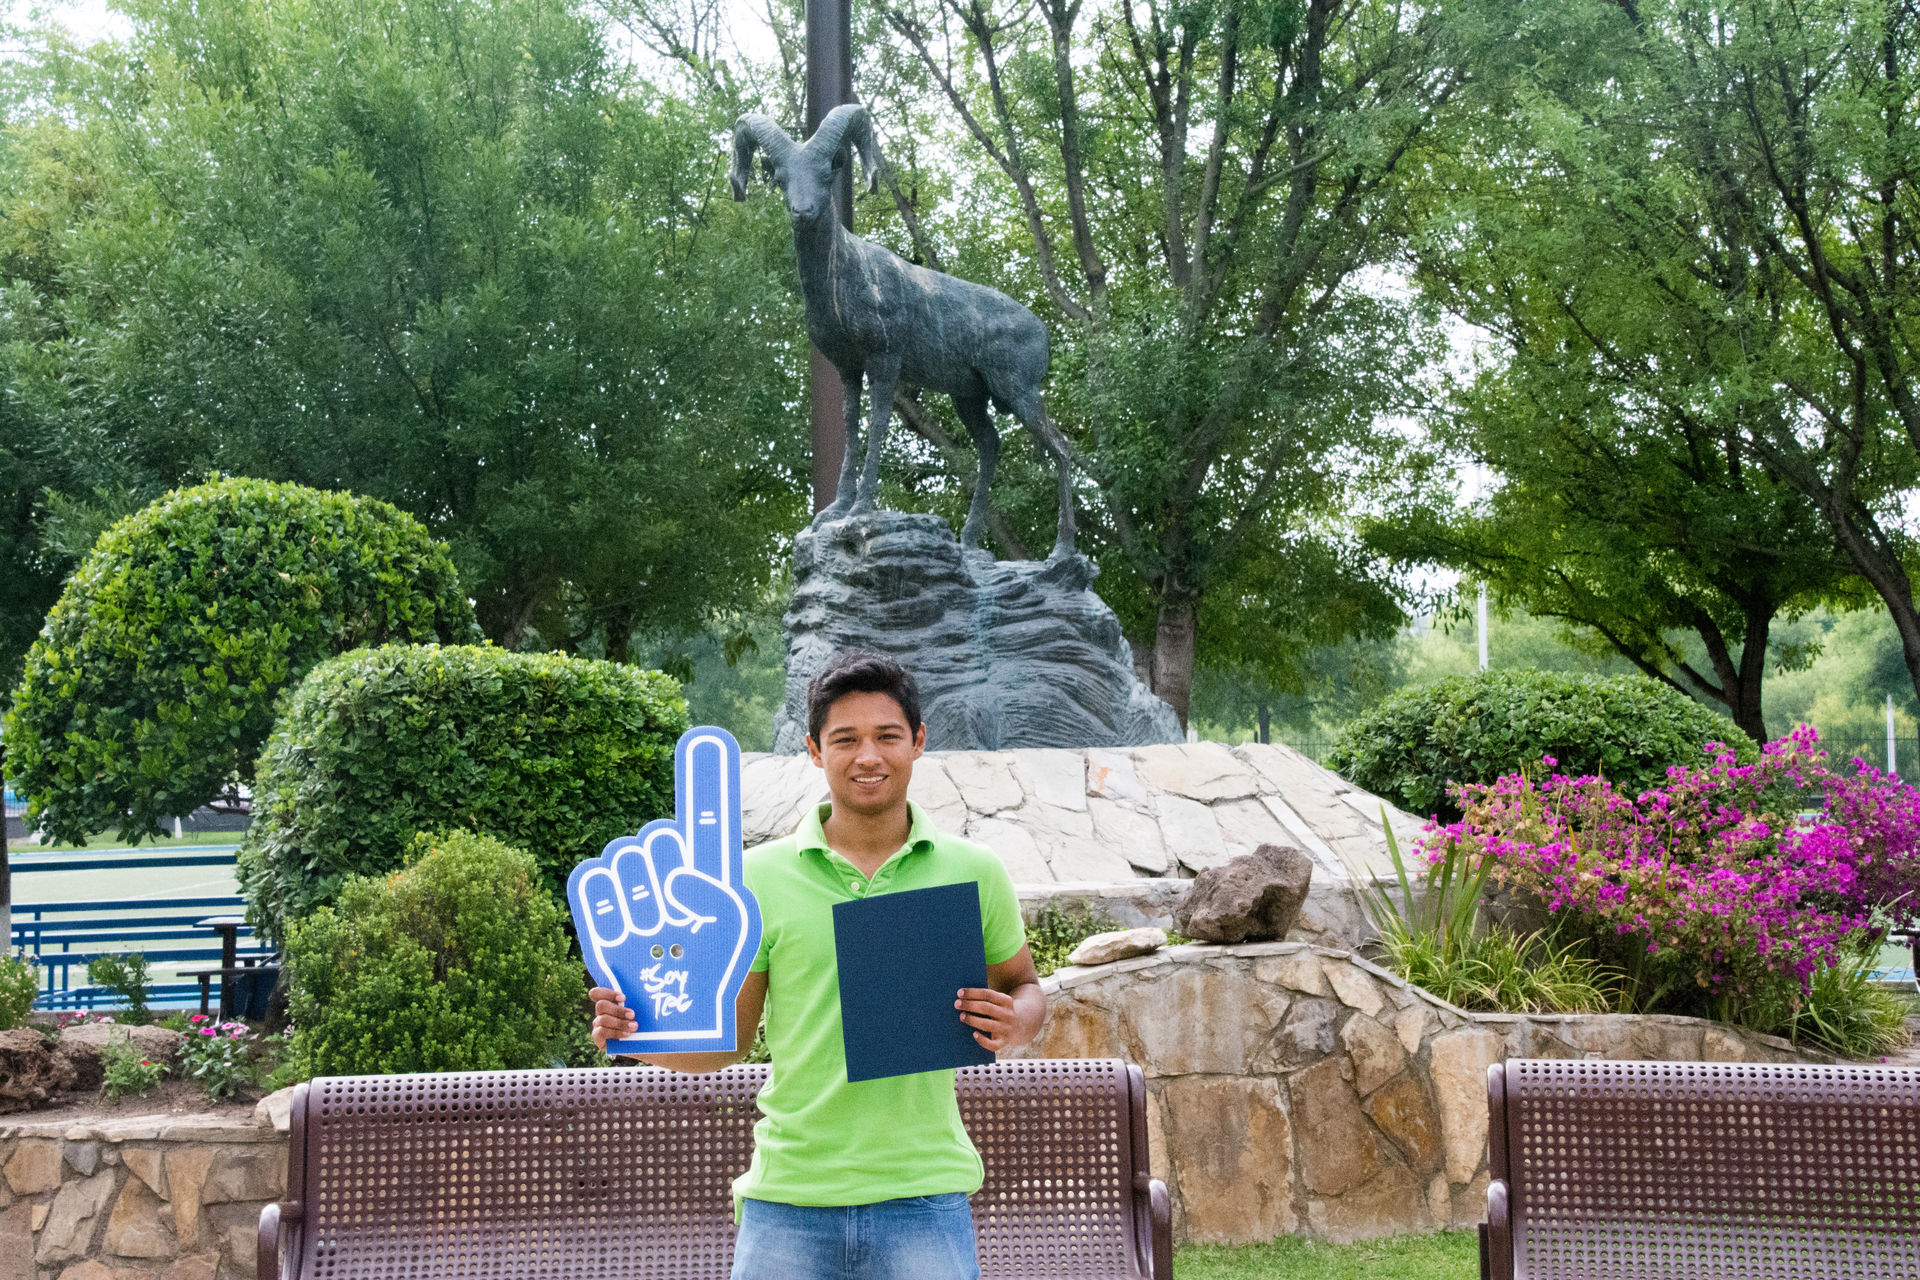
[590,647,1045,1280]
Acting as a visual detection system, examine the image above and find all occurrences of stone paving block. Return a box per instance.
[1162,1076,1295,1243]
[1289,1058,1382,1197]
[4,1139,62,1196]
[1430,1027,1503,1185]
[36,1169,117,1265]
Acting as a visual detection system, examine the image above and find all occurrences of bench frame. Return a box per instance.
[1478,1056,1920,1280]
[259,1059,1172,1280]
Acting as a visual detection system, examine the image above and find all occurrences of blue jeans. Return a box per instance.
[731,1193,981,1280]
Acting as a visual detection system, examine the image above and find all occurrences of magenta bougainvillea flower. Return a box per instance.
[1418,725,1920,995]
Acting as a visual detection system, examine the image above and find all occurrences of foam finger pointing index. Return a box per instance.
[679,727,741,885]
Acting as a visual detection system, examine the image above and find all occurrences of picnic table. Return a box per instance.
[185,914,278,1018]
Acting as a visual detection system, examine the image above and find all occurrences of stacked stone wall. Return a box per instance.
[0,1109,286,1280]
[1013,942,1832,1244]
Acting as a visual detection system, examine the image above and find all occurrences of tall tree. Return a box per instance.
[1373,360,1859,742]
[828,0,1460,725]
[1431,0,1920,707]
[1,0,808,655]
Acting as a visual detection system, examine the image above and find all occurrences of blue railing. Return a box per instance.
[10,848,269,1010]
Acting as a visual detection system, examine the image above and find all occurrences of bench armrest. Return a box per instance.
[1127,1170,1171,1280]
[1146,1176,1171,1280]
[259,1200,304,1280]
[257,1201,280,1280]
[1481,1179,1511,1280]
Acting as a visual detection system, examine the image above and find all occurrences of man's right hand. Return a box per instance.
[590,986,639,1055]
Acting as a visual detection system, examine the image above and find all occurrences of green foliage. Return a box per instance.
[0,954,37,1030]
[1419,0,1920,708]
[3,478,476,845]
[175,1018,258,1099]
[1026,903,1124,978]
[1327,670,1750,820]
[1380,925,1615,1016]
[99,1040,167,1099]
[240,644,686,939]
[284,829,581,1077]
[1718,951,1913,1062]
[0,0,804,660]
[86,953,152,1023]
[1350,803,1616,1015]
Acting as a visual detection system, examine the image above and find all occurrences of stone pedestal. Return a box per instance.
[772,510,1180,752]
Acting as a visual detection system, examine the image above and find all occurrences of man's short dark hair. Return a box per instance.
[806,648,923,743]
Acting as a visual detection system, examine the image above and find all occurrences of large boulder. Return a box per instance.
[0,1027,78,1112]
[1174,843,1314,943]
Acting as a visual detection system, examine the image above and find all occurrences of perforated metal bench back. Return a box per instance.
[289,1059,1153,1280]
[1498,1059,1920,1280]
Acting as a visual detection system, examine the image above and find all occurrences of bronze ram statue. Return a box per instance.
[731,105,1076,559]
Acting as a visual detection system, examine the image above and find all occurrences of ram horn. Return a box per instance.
[805,103,880,195]
[730,114,797,201]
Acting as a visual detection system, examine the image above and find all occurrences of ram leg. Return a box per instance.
[850,356,900,514]
[814,366,864,525]
[953,392,1001,552]
[1015,393,1076,558]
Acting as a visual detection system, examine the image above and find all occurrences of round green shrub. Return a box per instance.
[238,643,686,939]
[0,954,38,1031]
[284,830,580,1076]
[3,478,476,844]
[1326,670,1752,821]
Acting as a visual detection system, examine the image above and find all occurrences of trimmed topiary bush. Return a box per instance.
[238,644,685,939]
[284,830,580,1076]
[3,478,476,844]
[1326,670,1750,821]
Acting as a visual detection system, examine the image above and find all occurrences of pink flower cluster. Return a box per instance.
[1420,725,1920,994]
[187,1014,250,1041]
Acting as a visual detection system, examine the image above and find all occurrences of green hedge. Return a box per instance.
[4,478,476,844]
[1326,670,1751,821]
[285,830,580,1076]
[238,643,686,939]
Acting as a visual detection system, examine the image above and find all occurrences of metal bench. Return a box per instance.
[259,1057,1171,1280]
[1479,1057,1920,1279]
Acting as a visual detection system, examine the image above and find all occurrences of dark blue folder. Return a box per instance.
[833,881,998,1083]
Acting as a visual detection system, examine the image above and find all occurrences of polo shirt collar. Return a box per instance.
[795,800,939,859]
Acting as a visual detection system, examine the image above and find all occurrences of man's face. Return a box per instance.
[805,690,926,818]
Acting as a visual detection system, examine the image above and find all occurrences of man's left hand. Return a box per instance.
[956,986,1024,1051]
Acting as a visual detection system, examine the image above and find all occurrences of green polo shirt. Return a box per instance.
[731,800,1026,1210]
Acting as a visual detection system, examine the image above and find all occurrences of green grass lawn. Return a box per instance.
[1175,1232,1479,1280]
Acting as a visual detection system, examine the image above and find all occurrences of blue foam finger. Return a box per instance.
[567,726,764,1055]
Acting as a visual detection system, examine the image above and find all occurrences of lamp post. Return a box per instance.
[805,0,854,513]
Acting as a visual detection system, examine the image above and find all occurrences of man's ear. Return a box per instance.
[911,723,927,758]
[805,734,825,768]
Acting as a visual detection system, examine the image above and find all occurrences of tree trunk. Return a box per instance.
[1150,596,1198,730]
[1726,611,1772,746]
[1814,491,1920,713]
[1671,606,1770,745]
[1257,700,1271,745]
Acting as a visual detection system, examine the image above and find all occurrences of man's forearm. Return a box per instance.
[1006,981,1046,1050]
